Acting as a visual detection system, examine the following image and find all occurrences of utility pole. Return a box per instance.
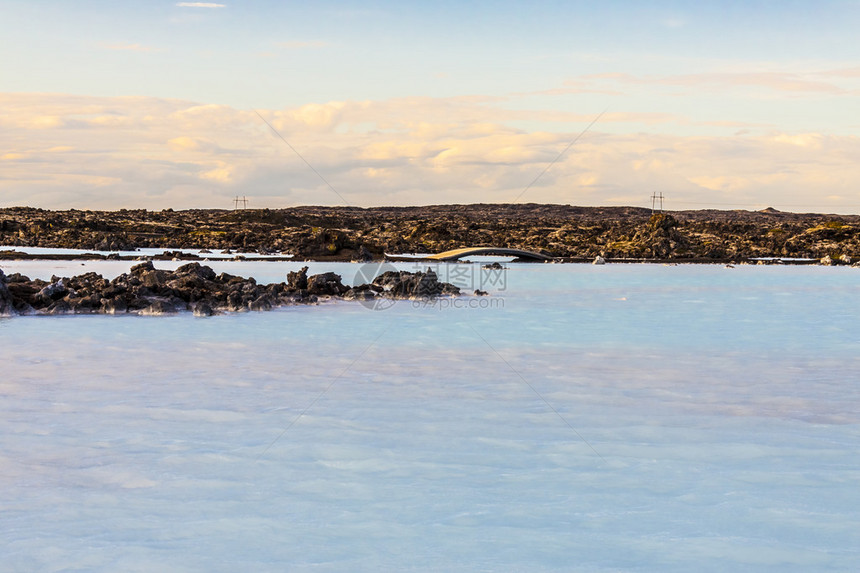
[650,192,664,214]
[233,196,248,210]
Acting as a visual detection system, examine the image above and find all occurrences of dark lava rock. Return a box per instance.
[46,299,72,315]
[248,294,274,311]
[140,269,168,289]
[0,269,15,316]
[372,268,460,298]
[192,301,215,317]
[287,266,309,290]
[175,262,217,281]
[357,245,374,262]
[140,298,185,315]
[131,261,155,274]
[100,296,128,314]
[7,204,860,261]
[0,262,461,316]
[307,272,348,296]
[36,280,68,305]
[342,282,380,301]
[342,288,377,301]
[153,250,200,261]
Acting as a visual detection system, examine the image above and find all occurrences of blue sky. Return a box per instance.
[3,1,860,211]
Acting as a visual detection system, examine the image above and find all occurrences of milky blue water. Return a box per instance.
[0,246,292,259]
[2,261,859,572]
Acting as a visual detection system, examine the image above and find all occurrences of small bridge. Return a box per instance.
[426,247,552,262]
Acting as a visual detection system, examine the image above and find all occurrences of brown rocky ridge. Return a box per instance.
[2,204,860,262]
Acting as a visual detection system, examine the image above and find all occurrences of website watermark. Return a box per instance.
[352,261,507,311]
[351,261,398,311]
[409,261,507,292]
[411,296,505,311]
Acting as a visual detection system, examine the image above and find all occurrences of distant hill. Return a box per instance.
[2,204,859,262]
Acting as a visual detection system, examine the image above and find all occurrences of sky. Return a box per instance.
[2,0,860,212]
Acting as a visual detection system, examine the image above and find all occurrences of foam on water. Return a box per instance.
[1,263,859,571]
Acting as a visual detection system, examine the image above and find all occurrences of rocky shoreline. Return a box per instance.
[3,204,860,262]
[0,263,460,317]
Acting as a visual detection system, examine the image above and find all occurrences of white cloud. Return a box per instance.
[772,133,823,148]
[168,136,201,151]
[2,92,860,212]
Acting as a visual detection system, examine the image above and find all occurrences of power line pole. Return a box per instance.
[233,196,248,210]
[650,192,664,214]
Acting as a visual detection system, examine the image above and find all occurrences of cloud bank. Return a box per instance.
[2,93,859,212]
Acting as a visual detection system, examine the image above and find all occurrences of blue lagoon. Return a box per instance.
[2,261,859,571]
